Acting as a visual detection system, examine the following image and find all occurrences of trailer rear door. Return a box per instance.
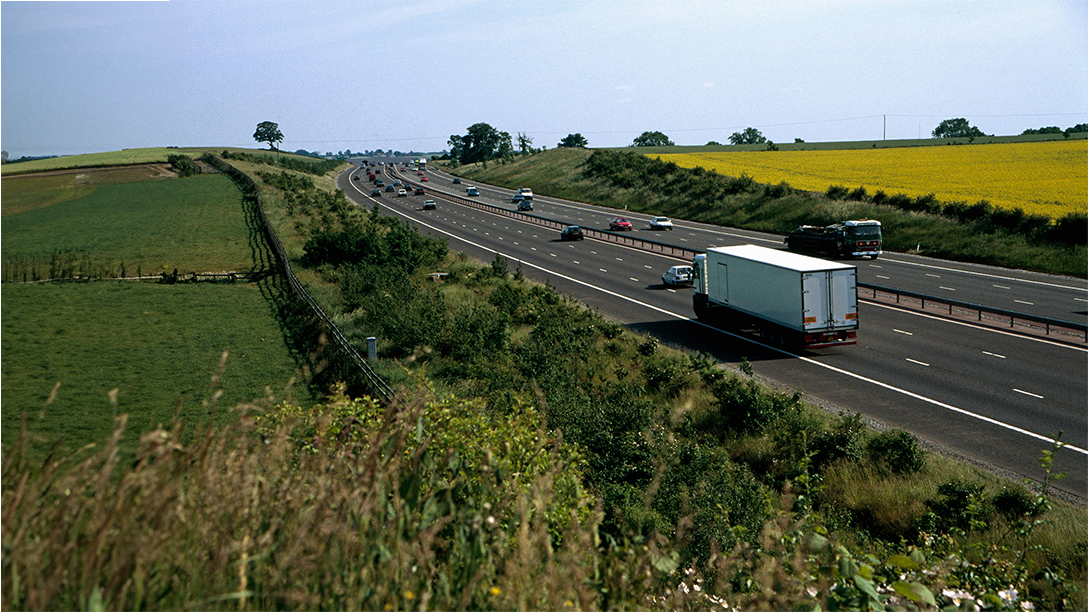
[829,268,858,328]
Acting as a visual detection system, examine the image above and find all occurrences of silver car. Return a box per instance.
[662,265,693,286]
[650,216,674,230]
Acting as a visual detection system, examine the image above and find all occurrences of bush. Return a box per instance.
[867,428,925,475]
[826,185,850,200]
[167,154,199,177]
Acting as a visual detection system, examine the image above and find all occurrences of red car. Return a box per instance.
[421,176,428,182]
[609,217,633,231]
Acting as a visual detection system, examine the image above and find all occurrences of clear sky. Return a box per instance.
[2,0,1085,158]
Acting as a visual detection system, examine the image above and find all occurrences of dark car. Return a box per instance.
[518,200,533,211]
[385,185,395,192]
[370,188,382,197]
[609,217,633,231]
[560,226,584,241]
[414,187,425,195]
[452,177,461,184]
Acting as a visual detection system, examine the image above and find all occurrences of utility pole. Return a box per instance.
[883,115,886,140]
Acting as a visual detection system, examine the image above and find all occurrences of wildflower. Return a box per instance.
[943,588,973,606]
[490,586,501,597]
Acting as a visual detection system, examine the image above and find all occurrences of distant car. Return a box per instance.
[517,187,534,199]
[650,216,674,230]
[421,176,428,182]
[393,180,403,187]
[512,194,525,203]
[466,187,480,196]
[609,217,633,231]
[417,171,425,176]
[662,265,694,287]
[423,199,436,210]
[452,177,461,184]
[375,179,385,187]
[385,185,395,192]
[397,189,407,197]
[465,185,475,192]
[518,200,533,211]
[370,188,382,197]
[352,174,360,180]
[414,187,425,195]
[560,226,584,241]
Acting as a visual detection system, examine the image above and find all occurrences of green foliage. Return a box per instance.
[933,117,987,139]
[167,154,198,177]
[448,123,513,164]
[632,131,675,147]
[257,169,314,191]
[558,133,588,148]
[729,127,767,145]
[253,120,284,149]
[867,428,926,475]
[302,218,447,271]
[711,375,802,434]
[220,149,341,175]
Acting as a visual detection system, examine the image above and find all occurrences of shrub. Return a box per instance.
[867,428,925,475]
[167,154,198,177]
[826,185,850,200]
[991,484,1036,521]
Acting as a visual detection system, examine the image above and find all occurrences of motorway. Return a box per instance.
[338,162,1088,500]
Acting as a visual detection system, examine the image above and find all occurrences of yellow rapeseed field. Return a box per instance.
[655,140,1086,219]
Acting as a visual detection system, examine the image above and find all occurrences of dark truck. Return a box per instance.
[784,219,882,259]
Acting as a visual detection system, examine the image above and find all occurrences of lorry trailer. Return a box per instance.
[784,219,882,259]
[693,244,858,348]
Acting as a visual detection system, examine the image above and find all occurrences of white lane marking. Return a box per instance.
[993,284,1011,290]
[983,351,1006,359]
[599,268,608,273]
[906,358,930,367]
[630,277,640,282]
[864,301,1086,351]
[870,264,883,268]
[894,329,913,335]
[1014,389,1044,399]
[926,273,941,278]
[1014,299,1034,305]
[939,286,955,291]
[877,275,890,279]
[359,194,1088,457]
[573,260,580,265]
[884,257,1088,292]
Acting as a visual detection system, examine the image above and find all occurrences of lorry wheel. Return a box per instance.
[870,254,879,260]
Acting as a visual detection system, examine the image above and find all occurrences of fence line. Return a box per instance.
[207,155,396,404]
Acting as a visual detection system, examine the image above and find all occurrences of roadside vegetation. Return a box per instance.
[3,150,1085,610]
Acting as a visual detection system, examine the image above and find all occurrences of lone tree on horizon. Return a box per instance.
[254,121,284,150]
[631,131,674,147]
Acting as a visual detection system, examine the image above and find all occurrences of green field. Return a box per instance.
[3,173,256,279]
[1,159,311,460]
[1,281,306,457]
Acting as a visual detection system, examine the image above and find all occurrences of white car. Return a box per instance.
[650,216,674,230]
[662,265,694,286]
[397,189,407,197]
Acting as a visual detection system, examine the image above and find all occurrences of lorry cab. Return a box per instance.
[842,219,882,258]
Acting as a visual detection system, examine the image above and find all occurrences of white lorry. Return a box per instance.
[692,244,858,348]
